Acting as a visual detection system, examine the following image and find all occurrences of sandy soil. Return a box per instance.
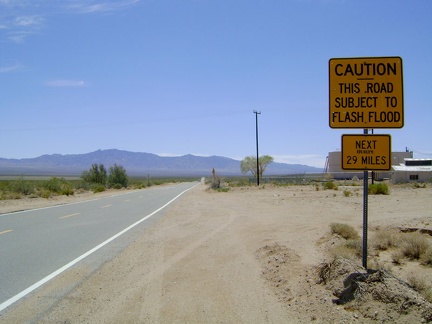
[1,182,431,323]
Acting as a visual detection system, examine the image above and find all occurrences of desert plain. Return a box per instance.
[1,180,432,323]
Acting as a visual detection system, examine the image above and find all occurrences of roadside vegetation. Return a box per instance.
[0,164,198,200]
[206,168,229,192]
[328,223,432,303]
[240,155,274,179]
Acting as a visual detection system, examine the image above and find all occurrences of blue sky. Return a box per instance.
[1,0,431,168]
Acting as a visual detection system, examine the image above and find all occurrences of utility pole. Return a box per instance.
[253,110,261,186]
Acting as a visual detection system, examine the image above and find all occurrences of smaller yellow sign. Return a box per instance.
[341,134,391,171]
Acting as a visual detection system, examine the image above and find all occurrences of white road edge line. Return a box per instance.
[0,183,198,313]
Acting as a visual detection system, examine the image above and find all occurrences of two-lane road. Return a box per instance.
[0,182,198,312]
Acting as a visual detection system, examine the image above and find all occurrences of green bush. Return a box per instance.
[42,177,64,193]
[13,177,35,195]
[111,183,123,190]
[82,164,108,185]
[108,164,129,188]
[323,181,338,190]
[368,183,389,195]
[60,186,74,196]
[92,184,106,193]
[37,189,52,199]
[41,177,74,196]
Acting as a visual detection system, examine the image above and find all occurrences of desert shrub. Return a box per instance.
[75,181,92,191]
[37,188,52,199]
[133,181,147,189]
[421,247,432,266]
[372,229,401,251]
[225,178,250,187]
[424,288,432,303]
[330,223,360,240]
[345,239,363,257]
[369,259,391,272]
[41,177,74,196]
[215,187,230,192]
[8,192,23,200]
[323,181,338,190]
[329,238,362,259]
[111,183,123,190]
[407,274,432,302]
[400,232,429,260]
[209,169,222,190]
[42,177,64,193]
[211,177,221,189]
[60,186,74,196]
[391,250,404,264]
[330,244,356,259]
[91,184,106,193]
[408,273,428,292]
[368,183,389,195]
[343,189,352,197]
[13,177,35,195]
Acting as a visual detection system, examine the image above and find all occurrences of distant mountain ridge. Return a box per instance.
[0,149,322,176]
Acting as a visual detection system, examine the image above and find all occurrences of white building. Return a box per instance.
[392,158,432,183]
[325,151,432,183]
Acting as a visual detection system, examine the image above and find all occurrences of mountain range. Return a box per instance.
[0,149,323,177]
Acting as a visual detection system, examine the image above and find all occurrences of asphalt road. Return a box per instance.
[0,182,198,312]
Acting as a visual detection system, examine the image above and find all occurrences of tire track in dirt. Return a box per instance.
[138,206,238,322]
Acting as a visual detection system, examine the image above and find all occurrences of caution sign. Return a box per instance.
[341,134,391,171]
[329,57,403,129]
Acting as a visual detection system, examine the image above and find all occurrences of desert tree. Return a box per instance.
[108,164,129,188]
[81,163,108,185]
[240,155,274,178]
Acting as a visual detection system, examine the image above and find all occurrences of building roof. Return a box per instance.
[392,164,432,172]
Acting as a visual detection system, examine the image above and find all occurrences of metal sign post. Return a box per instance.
[362,129,369,269]
[329,56,404,270]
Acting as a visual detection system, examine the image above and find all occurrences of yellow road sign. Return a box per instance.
[341,134,391,171]
[329,57,403,129]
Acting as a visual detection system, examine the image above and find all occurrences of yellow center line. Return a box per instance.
[0,230,13,235]
[59,213,81,219]
[101,204,111,208]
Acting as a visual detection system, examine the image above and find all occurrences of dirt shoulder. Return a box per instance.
[1,183,432,323]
